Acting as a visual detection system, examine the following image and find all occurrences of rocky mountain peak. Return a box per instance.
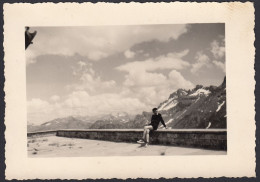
[168,88,188,99]
[193,85,203,92]
[156,76,226,129]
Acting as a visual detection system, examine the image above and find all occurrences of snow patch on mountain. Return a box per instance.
[182,90,188,95]
[162,101,178,111]
[176,110,187,119]
[165,118,174,125]
[206,122,211,129]
[159,118,174,129]
[43,122,51,126]
[194,97,200,103]
[216,101,225,112]
[189,88,211,97]
[158,98,174,111]
[111,112,128,118]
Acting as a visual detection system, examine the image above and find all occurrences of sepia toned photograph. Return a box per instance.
[4,2,255,179]
[26,24,227,157]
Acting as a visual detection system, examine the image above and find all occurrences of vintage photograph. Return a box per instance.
[4,2,255,179]
[26,24,227,157]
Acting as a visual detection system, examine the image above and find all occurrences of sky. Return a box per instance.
[26,24,225,124]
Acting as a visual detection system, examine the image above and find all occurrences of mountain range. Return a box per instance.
[121,76,226,129]
[27,112,134,132]
[27,77,226,132]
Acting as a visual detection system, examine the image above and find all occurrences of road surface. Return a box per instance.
[28,136,226,157]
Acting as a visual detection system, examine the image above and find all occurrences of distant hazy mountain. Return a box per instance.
[27,116,94,132]
[27,112,134,132]
[89,112,133,129]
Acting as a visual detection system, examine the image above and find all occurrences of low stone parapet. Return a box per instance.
[56,129,227,150]
[27,130,57,137]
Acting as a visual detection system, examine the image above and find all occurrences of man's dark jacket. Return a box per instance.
[149,113,166,130]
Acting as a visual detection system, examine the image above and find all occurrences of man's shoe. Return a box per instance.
[137,139,145,144]
[144,143,149,147]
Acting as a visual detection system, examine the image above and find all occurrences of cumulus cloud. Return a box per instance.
[213,60,225,72]
[26,25,188,64]
[27,54,194,124]
[131,25,188,42]
[120,86,165,107]
[211,38,225,59]
[191,37,225,74]
[174,49,190,58]
[77,73,116,93]
[27,90,148,124]
[69,61,117,94]
[118,70,194,108]
[168,70,194,89]
[27,98,51,113]
[191,52,210,73]
[71,61,93,76]
[27,98,57,124]
[64,91,90,108]
[87,51,108,61]
[210,37,225,72]
[77,61,87,68]
[123,71,167,87]
[63,91,147,115]
[124,49,135,58]
[27,69,194,125]
[50,95,60,102]
[116,52,193,107]
[116,50,190,73]
[115,50,193,107]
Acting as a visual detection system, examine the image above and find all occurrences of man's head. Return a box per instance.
[152,108,158,114]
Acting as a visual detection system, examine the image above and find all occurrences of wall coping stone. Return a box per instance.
[57,129,227,133]
[28,129,227,136]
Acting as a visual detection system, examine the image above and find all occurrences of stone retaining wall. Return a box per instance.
[56,129,227,150]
